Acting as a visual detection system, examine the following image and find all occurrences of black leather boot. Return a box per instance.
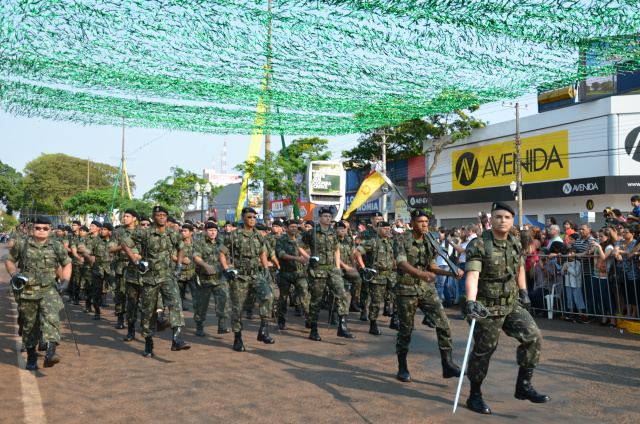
[83,300,92,313]
[359,308,368,321]
[43,342,60,367]
[383,301,391,317]
[171,327,191,351]
[195,321,206,337]
[93,307,101,320]
[309,322,321,341]
[467,382,491,414]
[422,315,436,328]
[156,311,170,332]
[369,320,381,335]
[397,352,411,382]
[233,332,245,352]
[116,314,125,329]
[349,297,362,312]
[143,337,154,357]
[389,313,399,330]
[440,349,463,378]
[305,319,311,329]
[73,295,80,305]
[182,298,188,311]
[330,310,338,325]
[257,319,275,344]
[38,335,46,352]
[123,322,136,341]
[102,294,109,307]
[289,295,295,307]
[217,317,230,334]
[294,305,303,317]
[246,309,254,319]
[26,347,38,371]
[277,316,287,330]
[515,367,551,403]
[18,315,24,337]
[337,315,355,338]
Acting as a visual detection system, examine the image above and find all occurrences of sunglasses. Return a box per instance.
[245,215,256,219]
[34,226,50,231]
[140,223,151,227]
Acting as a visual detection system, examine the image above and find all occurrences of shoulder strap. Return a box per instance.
[481,230,494,280]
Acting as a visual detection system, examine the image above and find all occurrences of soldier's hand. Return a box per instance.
[79,257,85,264]
[10,273,28,291]
[297,256,308,265]
[309,256,319,266]
[420,271,436,283]
[518,289,531,312]
[453,268,464,279]
[203,264,216,276]
[174,264,183,278]
[56,279,70,295]
[182,258,191,265]
[224,269,238,281]
[467,300,489,319]
[88,255,96,264]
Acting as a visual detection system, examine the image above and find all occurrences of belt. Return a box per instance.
[23,284,54,292]
[182,268,195,276]
[198,274,218,281]
[399,275,422,285]
[476,296,515,307]
[95,261,111,266]
[378,270,392,276]
[313,265,333,270]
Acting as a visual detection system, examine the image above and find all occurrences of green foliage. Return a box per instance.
[115,198,155,219]
[0,213,19,232]
[22,153,135,214]
[0,160,24,214]
[63,188,115,216]
[143,167,215,211]
[234,136,331,199]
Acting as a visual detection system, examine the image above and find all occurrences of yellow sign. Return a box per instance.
[452,130,569,190]
[395,200,412,223]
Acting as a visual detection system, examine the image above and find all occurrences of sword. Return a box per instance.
[453,317,475,413]
[61,303,81,356]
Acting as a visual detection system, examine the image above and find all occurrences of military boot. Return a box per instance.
[257,319,275,344]
[330,310,338,325]
[18,315,24,337]
[217,317,230,334]
[195,321,206,337]
[116,313,125,329]
[93,306,101,320]
[422,315,437,328]
[123,322,136,341]
[83,300,92,313]
[156,311,170,332]
[337,315,355,338]
[440,349,463,378]
[349,297,362,312]
[397,352,411,382]
[233,332,245,352]
[43,342,60,368]
[38,335,46,352]
[467,382,491,414]
[73,295,80,305]
[305,319,311,329]
[68,294,74,303]
[246,309,254,319]
[277,316,287,331]
[171,327,191,351]
[514,367,551,403]
[102,294,109,307]
[143,337,154,357]
[359,308,368,321]
[369,320,381,335]
[389,313,399,330]
[309,322,321,341]
[294,305,303,317]
[26,347,38,371]
[383,301,392,317]
[289,295,295,307]
[182,298,188,311]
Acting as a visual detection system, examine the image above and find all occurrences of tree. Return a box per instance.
[143,167,215,214]
[342,107,484,216]
[63,188,116,216]
[22,154,135,214]
[0,212,19,232]
[234,136,332,200]
[0,160,24,214]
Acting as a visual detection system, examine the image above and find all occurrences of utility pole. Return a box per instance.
[377,129,395,220]
[121,117,125,196]
[86,156,90,191]
[502,102,528,229]
[262,0,272,221]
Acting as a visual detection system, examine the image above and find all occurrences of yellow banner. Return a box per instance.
[452,130,569,190]
[123,159,133,200]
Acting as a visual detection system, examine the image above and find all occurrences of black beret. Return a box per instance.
[72,220,81,226]
[184,220,193,225]
[410,209,429,219]
[305,220,315,226]
[272,220,284,227]
[57,225,64,230]
[182,224,194,231]
[207,217,217,222]
[318,207,333,215]
[256,224,268,231]
[205,221,218,230]
[231,222,238,228]
[167,216,177,224]
[102,223,114,232]
[80,225,89,232]
[124,209,139,219]
[491,201,515,216]
[241,207,257,215]
[336,222,347,229]
[139,216,150,223]
[377,221,391,228]
[64,225,72,232]
[91,220,103,228]
[32,215,51,225]
[371,211,383,218]
[152,205,169,215]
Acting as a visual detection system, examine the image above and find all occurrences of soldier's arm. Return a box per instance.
[353,249,365,269]
[465,271,480,301]
[5,242,21,274]
[517,265,527,290]
[63,241,72,253]
[463,239,483,301]
[108,236,123,253]
[394,239,436,282]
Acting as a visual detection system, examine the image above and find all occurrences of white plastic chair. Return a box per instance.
[544,283,563,319]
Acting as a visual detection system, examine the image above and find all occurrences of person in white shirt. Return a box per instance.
[562,247,586,322]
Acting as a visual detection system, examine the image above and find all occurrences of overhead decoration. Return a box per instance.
[0,0,639,135]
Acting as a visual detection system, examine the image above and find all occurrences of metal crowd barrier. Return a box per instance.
[525,253,640,322]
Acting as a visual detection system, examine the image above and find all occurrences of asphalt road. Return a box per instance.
[1,244,639,424]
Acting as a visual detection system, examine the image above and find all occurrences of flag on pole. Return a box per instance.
[342,165,393,219]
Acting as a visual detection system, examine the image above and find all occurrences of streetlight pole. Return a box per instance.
[204,182,212,220]
[194,182,201,223]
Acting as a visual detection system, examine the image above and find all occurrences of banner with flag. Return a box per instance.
[342,165,393,219]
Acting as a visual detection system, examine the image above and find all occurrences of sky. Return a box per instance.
[0,93,538,198]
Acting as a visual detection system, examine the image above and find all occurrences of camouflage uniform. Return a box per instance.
[78,234,117,310]
[78,234,98,304]
[275,234,310,318]
[357,236,396,321]
[112,226,137,316]
[177,241,198,310]
[125,226,185,337]
[359,227,378,304]
[66,232,84,302]
[464,231,541,383]
[301,225,348,323]
[7,237,71,348]
[193,237,229,323]
[338,234,362,299]
[242,233,276,314]
[394,233,453,354]
[223,228,274,333]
